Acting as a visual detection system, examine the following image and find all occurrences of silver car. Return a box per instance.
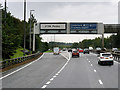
[97,53,114,65]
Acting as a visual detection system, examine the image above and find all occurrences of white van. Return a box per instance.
[53,47,59,55]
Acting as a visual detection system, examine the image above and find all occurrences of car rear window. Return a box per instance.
[102,54,111,57]
[73,51,78,53]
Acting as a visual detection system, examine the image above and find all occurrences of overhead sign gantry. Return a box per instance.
[33,21,104,51]
[34,21,104,34]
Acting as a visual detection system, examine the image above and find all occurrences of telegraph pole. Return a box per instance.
[24,0,26,56]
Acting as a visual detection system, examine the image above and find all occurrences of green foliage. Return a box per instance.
[10,48,25,59]
[2,10,23,59]
[71,42,79,48]
[35,35,49,52]
[44,50,53,53]
[72,34,120,49]
[2,9,49,60]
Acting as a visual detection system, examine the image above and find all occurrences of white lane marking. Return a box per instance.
[89,61,90,62]
[60,53,69,60]
[53,76,56,78]
[94,69,97,72]
[46,81,51,85]
[99,80,103,85]
[50,78,54,81]
[41,85,47,88]
[41,52,71,88]
[87,59,88,60]
[114,61,119,64]
[0,53,45,80]
[91,64,93,66]
[56,73,59,76]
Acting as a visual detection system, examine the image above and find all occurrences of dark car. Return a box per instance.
[72,50,79,57]
[83,48,89,54]
[68,48,72,52]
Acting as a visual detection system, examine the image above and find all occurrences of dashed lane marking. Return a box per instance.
[46,81,51,85]
[91,64,93,66]
[50,78,54,81]
[41,85,47,89]
[94,69,97,72]
[99,80,103,85]
[41,52,71,88]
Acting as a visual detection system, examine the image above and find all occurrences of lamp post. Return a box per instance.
[30,10,34,54]
[24,0,26,56]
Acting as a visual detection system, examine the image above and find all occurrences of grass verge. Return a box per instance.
[44,50,53,53]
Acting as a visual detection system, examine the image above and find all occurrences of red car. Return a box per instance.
[78,48,83,53]
[72,51,79,57]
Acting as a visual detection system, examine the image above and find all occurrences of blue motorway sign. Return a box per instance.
[70,23,97,30]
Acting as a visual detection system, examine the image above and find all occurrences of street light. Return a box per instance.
[24,0,26,56]
[30,10,35,54]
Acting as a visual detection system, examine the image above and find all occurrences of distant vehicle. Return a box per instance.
[96,47,101,51]
[89,47,93,50]
[83,48,89,54]
[102,48,107,51]
[97,53,114,65]
[72,50,79,58]
[63,48,67,51]
[112,48,118,52]
[53,47,59,55]
[72,48,77,51]
[78,48,83,53]
[68,48,72,52]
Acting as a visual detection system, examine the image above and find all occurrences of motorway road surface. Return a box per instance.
[1,51,119,89]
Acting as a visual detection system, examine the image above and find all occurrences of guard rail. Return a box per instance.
[0,51,42,69]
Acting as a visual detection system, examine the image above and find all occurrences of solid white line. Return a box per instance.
[41,85,47,88]
[99,80,103,85]
[60,53,69,61]
[0,53,45,80]
[94,69,97,72]
[46,81,51,85]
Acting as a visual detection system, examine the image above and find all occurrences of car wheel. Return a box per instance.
[111,62,114,65]
[98,61,101,65]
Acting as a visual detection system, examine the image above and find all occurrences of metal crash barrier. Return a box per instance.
[0,52,42,69]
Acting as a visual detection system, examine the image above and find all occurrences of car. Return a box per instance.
[89,47,93,50]
[97,53,114,65]
[72,50,79,58]
[83,48,89,54]
[63,48,67,51]
[96,47,101,51]
[112,48,118,52]
[78,48,83,53]
[68,48,72,52]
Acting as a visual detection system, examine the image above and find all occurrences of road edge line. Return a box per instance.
[0,53,45,80]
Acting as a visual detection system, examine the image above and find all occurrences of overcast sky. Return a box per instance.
[1,0,119,43]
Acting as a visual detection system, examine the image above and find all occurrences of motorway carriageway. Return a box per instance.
[1,51,119,88]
